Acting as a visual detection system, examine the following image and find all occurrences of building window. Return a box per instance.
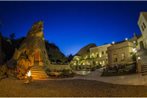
[142,22,146,31]
[97,54,99,58]
[114,54,117,62]
[143,22,146,29]
[114,58,117,62]
[121,53,125,61]
[102,51,104,55]
[106,51,108,54]
[99,53,102,57]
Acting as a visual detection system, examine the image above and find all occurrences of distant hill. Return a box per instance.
[76,43,96,56]
[45,41,68,64]
[1,36,68,65]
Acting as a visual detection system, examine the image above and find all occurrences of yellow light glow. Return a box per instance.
[27,70,31,77]
[137,57,141,60]
[132,48,137,53]
[99,53,102,57]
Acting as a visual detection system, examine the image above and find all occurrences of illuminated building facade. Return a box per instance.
[108,40,136,66]
[137,12,147,73]
[138,12,147,49]
[90,44,111,66]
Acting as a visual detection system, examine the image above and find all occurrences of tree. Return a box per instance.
[68,54,73,62]
[0,32,2,37]
[9,33,15,40]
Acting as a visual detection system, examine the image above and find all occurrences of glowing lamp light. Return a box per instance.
[112,41,115,44]
[125,38,128,41]
[133,41,136,44]
[132,48,137,53]
[137,57,141,60]
[27,70,31,77]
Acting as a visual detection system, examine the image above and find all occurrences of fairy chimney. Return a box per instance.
[13,21,50,67]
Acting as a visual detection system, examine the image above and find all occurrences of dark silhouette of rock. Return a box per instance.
[76,43,96,56]
[45,41,68,64]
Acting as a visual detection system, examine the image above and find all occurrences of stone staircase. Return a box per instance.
[142,64,147,76]
[140,50,147,76]
[30,66,49,80]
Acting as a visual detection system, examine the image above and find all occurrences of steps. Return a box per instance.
[138,49,147,76]
[142,64,147,76]
[141,55,147,76]
[30,66,49,80]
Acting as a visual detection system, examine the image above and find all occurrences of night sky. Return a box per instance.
[0,1,147,56]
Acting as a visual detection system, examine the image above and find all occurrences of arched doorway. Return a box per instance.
[34,50,40,65]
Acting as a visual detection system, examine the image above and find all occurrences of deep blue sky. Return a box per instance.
[0,1,147,56]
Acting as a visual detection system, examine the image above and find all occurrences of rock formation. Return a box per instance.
[76,43,96,56]
[12,21,50,79]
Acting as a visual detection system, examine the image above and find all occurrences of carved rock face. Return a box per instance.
[12,21,50,79]
[27,21,44,38]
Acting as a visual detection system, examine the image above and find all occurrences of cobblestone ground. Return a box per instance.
[0,78,147,97]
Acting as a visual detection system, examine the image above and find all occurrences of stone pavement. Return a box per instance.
[71,68,147,85]
[38,68,147,86]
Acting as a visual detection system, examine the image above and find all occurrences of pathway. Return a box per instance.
[71,68,147,85]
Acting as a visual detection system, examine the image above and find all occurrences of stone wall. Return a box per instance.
[0,36,2,65]
[108,41,134,66]
[48,65,71,71]
[90,44,111,66]
[138,12,147,49]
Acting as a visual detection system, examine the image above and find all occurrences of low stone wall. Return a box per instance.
[48,65,71,71]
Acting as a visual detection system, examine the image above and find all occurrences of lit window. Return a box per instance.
[103,61,105,65]
[99,53,102,57]
[121,53,125,61]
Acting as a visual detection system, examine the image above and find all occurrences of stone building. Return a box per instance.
[0,35,2,65]
[108,40,135,66]
[137,12,147,73]
[70,44,111,68]
[71,56,82,66]
[138,12,147,49]
[90,44,111,66]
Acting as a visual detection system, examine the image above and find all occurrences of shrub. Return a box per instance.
[0,65,8,80]
[101,63,137,77]
[60,69,74,78]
